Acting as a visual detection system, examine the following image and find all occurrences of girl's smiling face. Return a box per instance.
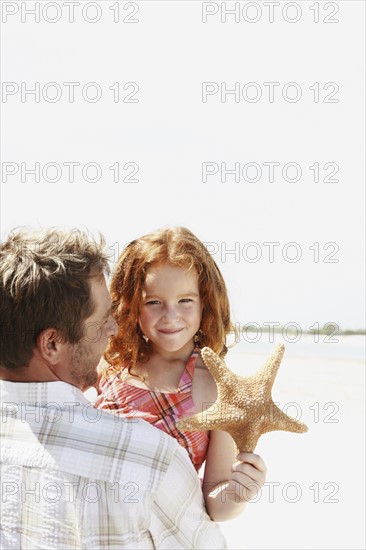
[139,263,203,356]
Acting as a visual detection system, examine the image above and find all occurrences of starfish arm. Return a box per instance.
[269,404,308,434]
[229,404,308,453]
[253,344,285,392]
[230,426,263,454]
[201,347,236,384]
[176,407,228,431]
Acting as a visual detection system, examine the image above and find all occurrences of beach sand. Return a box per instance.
[217,342,365,550]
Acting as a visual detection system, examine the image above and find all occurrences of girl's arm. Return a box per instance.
[194,354,266,521]
[202,430,267,522]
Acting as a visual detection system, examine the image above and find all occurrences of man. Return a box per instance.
[0,228,226,549]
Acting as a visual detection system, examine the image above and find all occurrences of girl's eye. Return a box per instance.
[179,299,193,303]
[146,300,160,305]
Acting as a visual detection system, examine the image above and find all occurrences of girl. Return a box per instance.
[96,227,266,521]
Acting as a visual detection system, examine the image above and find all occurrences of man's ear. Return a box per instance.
[36,328,65,365]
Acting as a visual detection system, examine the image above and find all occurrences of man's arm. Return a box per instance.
[149,445,227,550]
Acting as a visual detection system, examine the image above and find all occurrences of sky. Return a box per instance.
[1,0,365,330]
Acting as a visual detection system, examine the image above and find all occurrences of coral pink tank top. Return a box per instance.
[96,349,210,471]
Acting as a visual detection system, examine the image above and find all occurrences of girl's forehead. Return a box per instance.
[144,263,199,287]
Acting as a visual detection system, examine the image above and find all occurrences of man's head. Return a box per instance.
[0,228,116,390]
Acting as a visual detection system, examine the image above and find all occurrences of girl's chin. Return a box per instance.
[153,340,195,354]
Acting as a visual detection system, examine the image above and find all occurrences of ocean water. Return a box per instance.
[228,334,365,362]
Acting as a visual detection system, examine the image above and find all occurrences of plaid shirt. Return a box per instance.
[0,381,226,549]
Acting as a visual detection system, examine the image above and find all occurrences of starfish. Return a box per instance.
[176,344,308,453]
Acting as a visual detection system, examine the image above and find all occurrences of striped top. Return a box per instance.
[96,349,210,471]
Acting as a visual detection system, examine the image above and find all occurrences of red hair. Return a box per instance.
[104,227,236,375]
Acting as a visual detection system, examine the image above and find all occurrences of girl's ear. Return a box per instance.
[137,321,148,343]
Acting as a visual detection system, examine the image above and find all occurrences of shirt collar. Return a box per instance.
[0,380,90,406]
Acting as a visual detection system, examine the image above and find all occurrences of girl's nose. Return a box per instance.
[162,305,179,321]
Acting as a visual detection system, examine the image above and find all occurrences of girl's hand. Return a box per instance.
[229,452,267,503]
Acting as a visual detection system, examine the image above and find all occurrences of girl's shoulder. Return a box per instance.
[192,349,215,383]
[98,357,128,386]
[192,351,206,371]
[191,349,218,407]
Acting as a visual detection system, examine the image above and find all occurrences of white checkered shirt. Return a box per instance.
[0,381,226,549]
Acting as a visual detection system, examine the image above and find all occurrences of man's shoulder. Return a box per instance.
[65,409,179,488]
[1,401,179,492]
